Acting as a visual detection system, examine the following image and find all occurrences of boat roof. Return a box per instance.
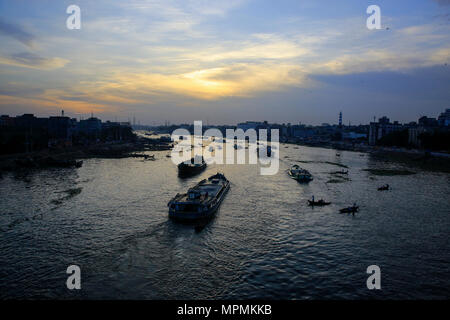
[172,182,223,204]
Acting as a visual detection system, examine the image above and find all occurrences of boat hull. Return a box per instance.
[169,183,229,221]
[168,173,230,222]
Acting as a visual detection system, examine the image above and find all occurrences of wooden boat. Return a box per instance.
[339,206,359,214]
[288,165,313,182]
[308,199,331,206]
[331,170,348,175]
[177,156,206,176]
[168,173,230,221]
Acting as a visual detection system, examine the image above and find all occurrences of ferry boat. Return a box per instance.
[168,173,230,221]
[178,155,206,176]
[288,164,313,182]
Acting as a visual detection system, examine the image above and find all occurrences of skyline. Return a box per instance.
[0,0,449,125]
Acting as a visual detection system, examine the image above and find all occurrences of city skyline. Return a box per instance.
[0,0,449,125]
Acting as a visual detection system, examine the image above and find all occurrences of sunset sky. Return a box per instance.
[0,0,449,125]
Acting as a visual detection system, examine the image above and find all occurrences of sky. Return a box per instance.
[0,0,449,125]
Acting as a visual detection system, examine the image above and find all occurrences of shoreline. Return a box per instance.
[285,141,450,173]
[0,137,173,172]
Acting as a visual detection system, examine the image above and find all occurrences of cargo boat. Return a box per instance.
[177,155,206,176]
[168,173,230,221]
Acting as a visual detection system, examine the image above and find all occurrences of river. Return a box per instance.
[0,143,449,299]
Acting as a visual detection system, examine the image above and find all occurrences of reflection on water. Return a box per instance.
[0,145,449,299]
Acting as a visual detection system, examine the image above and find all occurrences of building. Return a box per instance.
[0,115,15,127]
[369,116,404,145]
[291,124,315,139]
[418,116,438,127]
[78,117,102,136]
[438,109,450,126]
[342,132,367,140]
[237,121,262,131]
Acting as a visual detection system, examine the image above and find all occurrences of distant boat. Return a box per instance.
[288,164,313,183]
[331,170,348,175]
[178,156,206,176]
[339,205,359,214]
[168,173,230,221]
[378,184,389,191]
[308,199,331,206]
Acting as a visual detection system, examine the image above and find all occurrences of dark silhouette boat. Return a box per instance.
[177,155,206,176]
[339,205,359,214]
[168,173,230,221]
[331,170,348,174]
[308,199,331,206]
[378,184,389,191]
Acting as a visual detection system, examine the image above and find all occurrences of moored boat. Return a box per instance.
[168,173,230,221]
[288,164,313,182]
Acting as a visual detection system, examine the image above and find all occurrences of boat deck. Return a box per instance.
[175,183,223,204]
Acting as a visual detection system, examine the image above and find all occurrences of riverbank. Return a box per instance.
[285,140,450,173]
[0,137,173,172]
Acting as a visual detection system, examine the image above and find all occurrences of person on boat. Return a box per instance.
[312,195,315,203]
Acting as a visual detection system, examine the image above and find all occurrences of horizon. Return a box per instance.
[0,0,449,125]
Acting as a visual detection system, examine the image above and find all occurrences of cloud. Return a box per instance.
[76,63,308,103]
[0,52,69,70]
[0,18,35,47]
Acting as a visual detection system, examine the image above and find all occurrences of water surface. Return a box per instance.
[0,144,449,299]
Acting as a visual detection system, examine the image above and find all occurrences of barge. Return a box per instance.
[168,173,230,221]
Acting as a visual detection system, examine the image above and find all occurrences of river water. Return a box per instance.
[0,143,449,299]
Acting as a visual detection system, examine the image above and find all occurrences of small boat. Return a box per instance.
[378,184,389,191]
[288,165,313,182]
[178,155,206,176]
[143,154,155,161]
[339,205,359,214]
[331,170,348,175]
[308,199,331,206]
[168,173,230,221]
